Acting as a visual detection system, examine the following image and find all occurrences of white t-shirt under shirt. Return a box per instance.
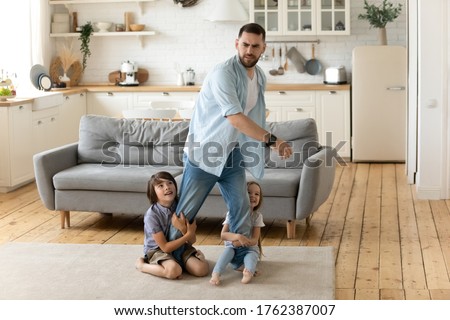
[244,72,258,115]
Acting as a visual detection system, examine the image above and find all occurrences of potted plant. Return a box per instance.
[78,21,94,71]
[358,0,402,45]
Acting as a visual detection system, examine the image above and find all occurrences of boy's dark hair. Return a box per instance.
[147,171,178,204]
[238,23,266,42]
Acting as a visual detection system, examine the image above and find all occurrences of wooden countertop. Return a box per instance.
[0,83,350,107]
[0,98,34,107]
[77,83,350,92]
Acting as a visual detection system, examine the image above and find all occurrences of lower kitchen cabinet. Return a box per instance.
[87,92,133,118]
[0,103,34,192]
[265,90,316,122]
[316,89,351,158]
[265,88,350,159]
[60,92,87,144]
[32,107,60,156]
[133,92,198,107]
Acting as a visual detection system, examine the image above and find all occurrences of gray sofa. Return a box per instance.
[33,115,336,238]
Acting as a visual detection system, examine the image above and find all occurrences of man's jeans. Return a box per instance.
[169,147,252,242]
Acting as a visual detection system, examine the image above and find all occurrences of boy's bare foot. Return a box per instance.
[135,257,145,271]
[209,272,221,285]
[241,268,253,284]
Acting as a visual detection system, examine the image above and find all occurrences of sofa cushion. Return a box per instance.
[181,168,301,198]
[265,118,320,168]
[53,163,184,193]
[78,115,190,166]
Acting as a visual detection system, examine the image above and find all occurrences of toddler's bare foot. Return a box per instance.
[135,257,145,271]
[254,269,261,277]
[241,268,253,284]
[209,272,221,286]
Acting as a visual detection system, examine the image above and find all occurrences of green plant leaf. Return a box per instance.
[358,0,402,29]
[78,22,94,71]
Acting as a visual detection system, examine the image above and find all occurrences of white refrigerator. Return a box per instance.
[351,46,407,162]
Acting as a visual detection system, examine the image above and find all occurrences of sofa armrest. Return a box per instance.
[296,146,336,220]
[33,143,79,210]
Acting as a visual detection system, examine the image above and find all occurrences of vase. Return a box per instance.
[378,28,387,45]
[59,73,71,87]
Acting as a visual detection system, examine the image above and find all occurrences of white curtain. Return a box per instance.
[0,0,47,93]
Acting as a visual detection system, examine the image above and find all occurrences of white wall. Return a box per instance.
[50,0,407,85]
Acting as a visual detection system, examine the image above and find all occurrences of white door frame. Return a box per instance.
[407,0,418,184]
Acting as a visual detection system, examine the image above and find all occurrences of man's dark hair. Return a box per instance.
[238,23,266,42]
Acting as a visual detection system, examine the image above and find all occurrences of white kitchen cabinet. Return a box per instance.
[0,103,34,192]
[250,0,349,36]
[59,92,87,144]
[265,88,350,158]
[317,0,350,35]
[32,107,61,156]
[316,89,350,158]
[87,92,133,117]
[133,92,198,108]
[265,90,316,121]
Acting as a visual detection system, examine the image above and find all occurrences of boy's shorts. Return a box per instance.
[145,243,198,269]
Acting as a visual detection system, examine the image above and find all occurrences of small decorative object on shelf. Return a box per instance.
[0,71,16,101]
[358,0,402,45]
[57,41,80,87]
[79,22,94,70]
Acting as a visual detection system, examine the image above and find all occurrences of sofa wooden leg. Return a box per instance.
[60,210,70,229]
[286,220,296,239]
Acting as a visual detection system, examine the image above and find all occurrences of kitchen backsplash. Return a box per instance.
[51,0,406,85]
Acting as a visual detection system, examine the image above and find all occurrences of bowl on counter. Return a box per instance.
[129,24,145,32]
[96,22,112,32]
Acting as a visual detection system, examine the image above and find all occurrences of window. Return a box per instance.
[0,0,46,93]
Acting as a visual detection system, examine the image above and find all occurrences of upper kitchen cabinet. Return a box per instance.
[250,0,349,36]
[317,0,349,35]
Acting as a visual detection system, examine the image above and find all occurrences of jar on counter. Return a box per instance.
[115,24,124,32]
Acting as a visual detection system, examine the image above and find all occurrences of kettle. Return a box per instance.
[184,68,195,86]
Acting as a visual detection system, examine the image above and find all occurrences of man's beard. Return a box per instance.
[239,54,259,68]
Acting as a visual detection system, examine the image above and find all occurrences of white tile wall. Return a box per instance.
[52,0,406,85]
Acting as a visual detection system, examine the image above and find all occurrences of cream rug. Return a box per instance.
[0,242,334,300]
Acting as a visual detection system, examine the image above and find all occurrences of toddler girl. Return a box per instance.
[209,181,265,285]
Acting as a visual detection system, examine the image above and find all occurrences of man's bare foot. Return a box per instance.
[241,268,253,284]
[135,257,145,271]
[209,272,221,285]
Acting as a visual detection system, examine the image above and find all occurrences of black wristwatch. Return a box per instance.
[266,133,278,147]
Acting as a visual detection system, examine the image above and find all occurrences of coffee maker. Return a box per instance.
[119,60,138,86]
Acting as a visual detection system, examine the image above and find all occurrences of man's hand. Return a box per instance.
[274,140,293,159]
[171,211,187,235]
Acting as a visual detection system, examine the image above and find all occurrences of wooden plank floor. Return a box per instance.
[1,163,450,300]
